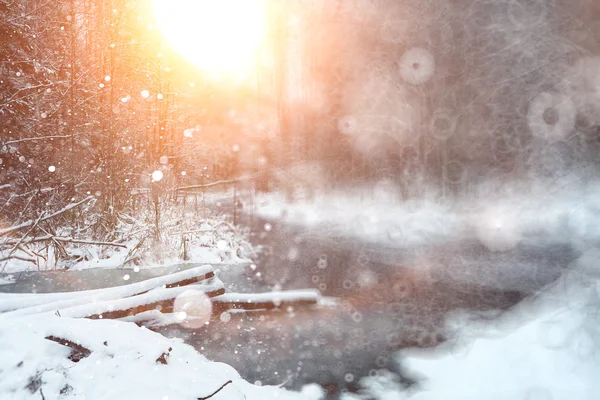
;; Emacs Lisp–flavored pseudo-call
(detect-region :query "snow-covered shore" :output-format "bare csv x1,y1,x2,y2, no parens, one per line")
0,314,324,400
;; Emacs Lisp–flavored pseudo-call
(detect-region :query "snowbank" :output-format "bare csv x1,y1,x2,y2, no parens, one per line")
254,178,600,252
0,314,324,400
399,284,600,399
343,262,600,400
0,217,254,274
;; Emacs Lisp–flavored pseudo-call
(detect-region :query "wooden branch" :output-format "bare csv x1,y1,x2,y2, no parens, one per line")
198,380,232,400
45,335,92,362
176,172,260,192
55,237,127,248
85,284,225,320
0,265,216,314
0,210,47,266
2,235,125,249
0,196,93,237
0,254,37,263
212,290,321,314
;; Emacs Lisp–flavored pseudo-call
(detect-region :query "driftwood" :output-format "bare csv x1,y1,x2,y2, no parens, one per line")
0,265,216,314
84,283,225,320
212,291,321,314
3,264,322,328
45,336,91,362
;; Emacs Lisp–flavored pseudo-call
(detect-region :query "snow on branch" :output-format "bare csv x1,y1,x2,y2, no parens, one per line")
0,264,216,314
1,235,127,248
0,196,94,237
212,290,321,312
44,335,92,362
56,277,225,320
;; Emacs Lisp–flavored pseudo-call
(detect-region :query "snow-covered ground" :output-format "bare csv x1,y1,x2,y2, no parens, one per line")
0,216,254,274
0,313,324,400
254,177,600,252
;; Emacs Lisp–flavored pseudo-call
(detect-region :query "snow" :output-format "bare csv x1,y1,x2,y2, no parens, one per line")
0,314,324,400
343,262,600,400
399,290,600,398
0,265,216,315
214,289,321,305
0,274,15,285
251,179,600,292
2,276,224,320
254,179,600,251
0,196,94,237
255,190,459,248
0,216,254,274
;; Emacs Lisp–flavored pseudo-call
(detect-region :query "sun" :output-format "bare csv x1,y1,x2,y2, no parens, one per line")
152,0,269,80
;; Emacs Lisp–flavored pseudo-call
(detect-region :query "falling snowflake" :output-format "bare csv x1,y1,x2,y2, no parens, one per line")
48,165,56,172
220,312,231,323
337,115,359,135
140,89,150,98
173,289,213,328
151,170,164,182
527,91,575,141
399,47,436,85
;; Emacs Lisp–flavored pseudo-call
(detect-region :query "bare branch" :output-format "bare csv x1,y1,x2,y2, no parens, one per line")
176,172,261,192
45,336,91,362
0,254,37,264
198,380,233,400
0,196,93,237
3,131,87,146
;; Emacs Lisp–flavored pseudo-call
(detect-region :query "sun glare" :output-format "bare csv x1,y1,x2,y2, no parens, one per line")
152,0,269,80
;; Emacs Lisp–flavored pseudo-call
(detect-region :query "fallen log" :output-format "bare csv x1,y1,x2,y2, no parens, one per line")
0,265,215,315
55,277,225,320
212,289,321,313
